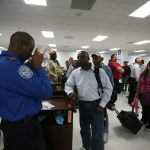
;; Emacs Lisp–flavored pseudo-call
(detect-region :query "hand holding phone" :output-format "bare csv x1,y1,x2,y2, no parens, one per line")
31,49,43,68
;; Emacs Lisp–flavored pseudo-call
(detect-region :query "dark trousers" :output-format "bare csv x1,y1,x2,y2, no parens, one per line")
114,79,121,94
128,78,137,104
107,87,117,107
142,105,150,124
104,108,108,133
79,100,104,150
122,76,129,92
1,116,46,150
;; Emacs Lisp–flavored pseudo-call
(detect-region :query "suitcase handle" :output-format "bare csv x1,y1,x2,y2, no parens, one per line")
114,106,138,116
132,107,134,113
113,106,120,115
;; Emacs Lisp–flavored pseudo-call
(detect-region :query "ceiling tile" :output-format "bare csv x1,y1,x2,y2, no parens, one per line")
0,0,150,54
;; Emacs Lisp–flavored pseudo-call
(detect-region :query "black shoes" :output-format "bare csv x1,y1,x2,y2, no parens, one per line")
144,124,150,132
140,118,147,125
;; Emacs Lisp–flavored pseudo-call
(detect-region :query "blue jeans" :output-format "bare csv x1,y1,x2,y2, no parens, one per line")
79,100,104,150
104,108,108,133
122,76,129,92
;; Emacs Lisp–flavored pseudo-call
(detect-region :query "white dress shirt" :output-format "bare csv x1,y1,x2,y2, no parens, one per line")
65,67,113,108
130,63,140,81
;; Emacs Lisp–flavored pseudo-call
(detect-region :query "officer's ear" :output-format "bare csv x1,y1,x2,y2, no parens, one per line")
13,43,20,52
18,42,27,51
16,42,22,50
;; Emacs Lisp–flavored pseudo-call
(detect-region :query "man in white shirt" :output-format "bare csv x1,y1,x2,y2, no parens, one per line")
65,51,113,150
128,58,141,104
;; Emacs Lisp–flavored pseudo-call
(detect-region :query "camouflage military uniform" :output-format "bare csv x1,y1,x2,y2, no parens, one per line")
46,59,64,91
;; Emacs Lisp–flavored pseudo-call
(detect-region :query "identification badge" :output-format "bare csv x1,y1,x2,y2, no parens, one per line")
18,65,33,79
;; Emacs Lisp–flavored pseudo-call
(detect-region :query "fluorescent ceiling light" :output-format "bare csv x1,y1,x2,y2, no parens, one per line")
109,48,120,51
48,44,56,47
76,50,83,52
99,51,106,54
138,54,147,57
133,40,150,45
92,35,108,42
0,33,2,36
129,1,150,18
81,46,89,49
41,31,54,38
134,50,146,53
24,0,47,6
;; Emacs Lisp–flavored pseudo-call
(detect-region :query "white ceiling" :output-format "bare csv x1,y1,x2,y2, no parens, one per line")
0,0,150,55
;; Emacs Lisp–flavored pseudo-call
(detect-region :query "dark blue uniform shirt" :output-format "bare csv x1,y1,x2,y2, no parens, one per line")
0,50,52,121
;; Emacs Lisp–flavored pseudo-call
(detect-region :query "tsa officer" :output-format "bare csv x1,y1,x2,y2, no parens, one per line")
0,31,52,150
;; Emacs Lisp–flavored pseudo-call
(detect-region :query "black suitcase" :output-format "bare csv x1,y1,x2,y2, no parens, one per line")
113,107,142,134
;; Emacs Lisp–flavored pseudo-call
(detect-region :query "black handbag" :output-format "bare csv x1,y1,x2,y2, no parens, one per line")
114,107,142,134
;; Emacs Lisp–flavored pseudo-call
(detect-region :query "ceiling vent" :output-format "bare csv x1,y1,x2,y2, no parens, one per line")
71,0,96,10
64,36,74,39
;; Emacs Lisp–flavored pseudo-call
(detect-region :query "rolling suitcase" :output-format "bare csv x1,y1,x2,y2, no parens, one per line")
113,107,142,134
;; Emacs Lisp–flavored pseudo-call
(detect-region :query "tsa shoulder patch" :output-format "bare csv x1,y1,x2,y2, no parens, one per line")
18,65,33,79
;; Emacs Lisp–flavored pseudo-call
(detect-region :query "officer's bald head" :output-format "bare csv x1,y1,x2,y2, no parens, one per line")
8,31,35,62
9,31,34,48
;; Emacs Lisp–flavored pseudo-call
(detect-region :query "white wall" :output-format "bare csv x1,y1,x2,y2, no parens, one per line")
45,51,150,68
121,50,128,65
57,51,77,69
96,53,111,65
46,51,125,68
128,56,150,65
141,57,150,65
56,51,112,68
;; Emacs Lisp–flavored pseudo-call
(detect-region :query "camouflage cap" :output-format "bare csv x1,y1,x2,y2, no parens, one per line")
49,49,56,56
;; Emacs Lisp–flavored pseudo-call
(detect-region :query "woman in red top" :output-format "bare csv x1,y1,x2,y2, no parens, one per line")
136,61,150,132
108,54,124,93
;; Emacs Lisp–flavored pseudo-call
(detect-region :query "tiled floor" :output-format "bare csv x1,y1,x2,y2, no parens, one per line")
0,93,150,150
72,93,150,150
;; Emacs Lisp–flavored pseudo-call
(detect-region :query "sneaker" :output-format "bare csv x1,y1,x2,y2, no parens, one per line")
103,132,108,143
144,124,150,132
